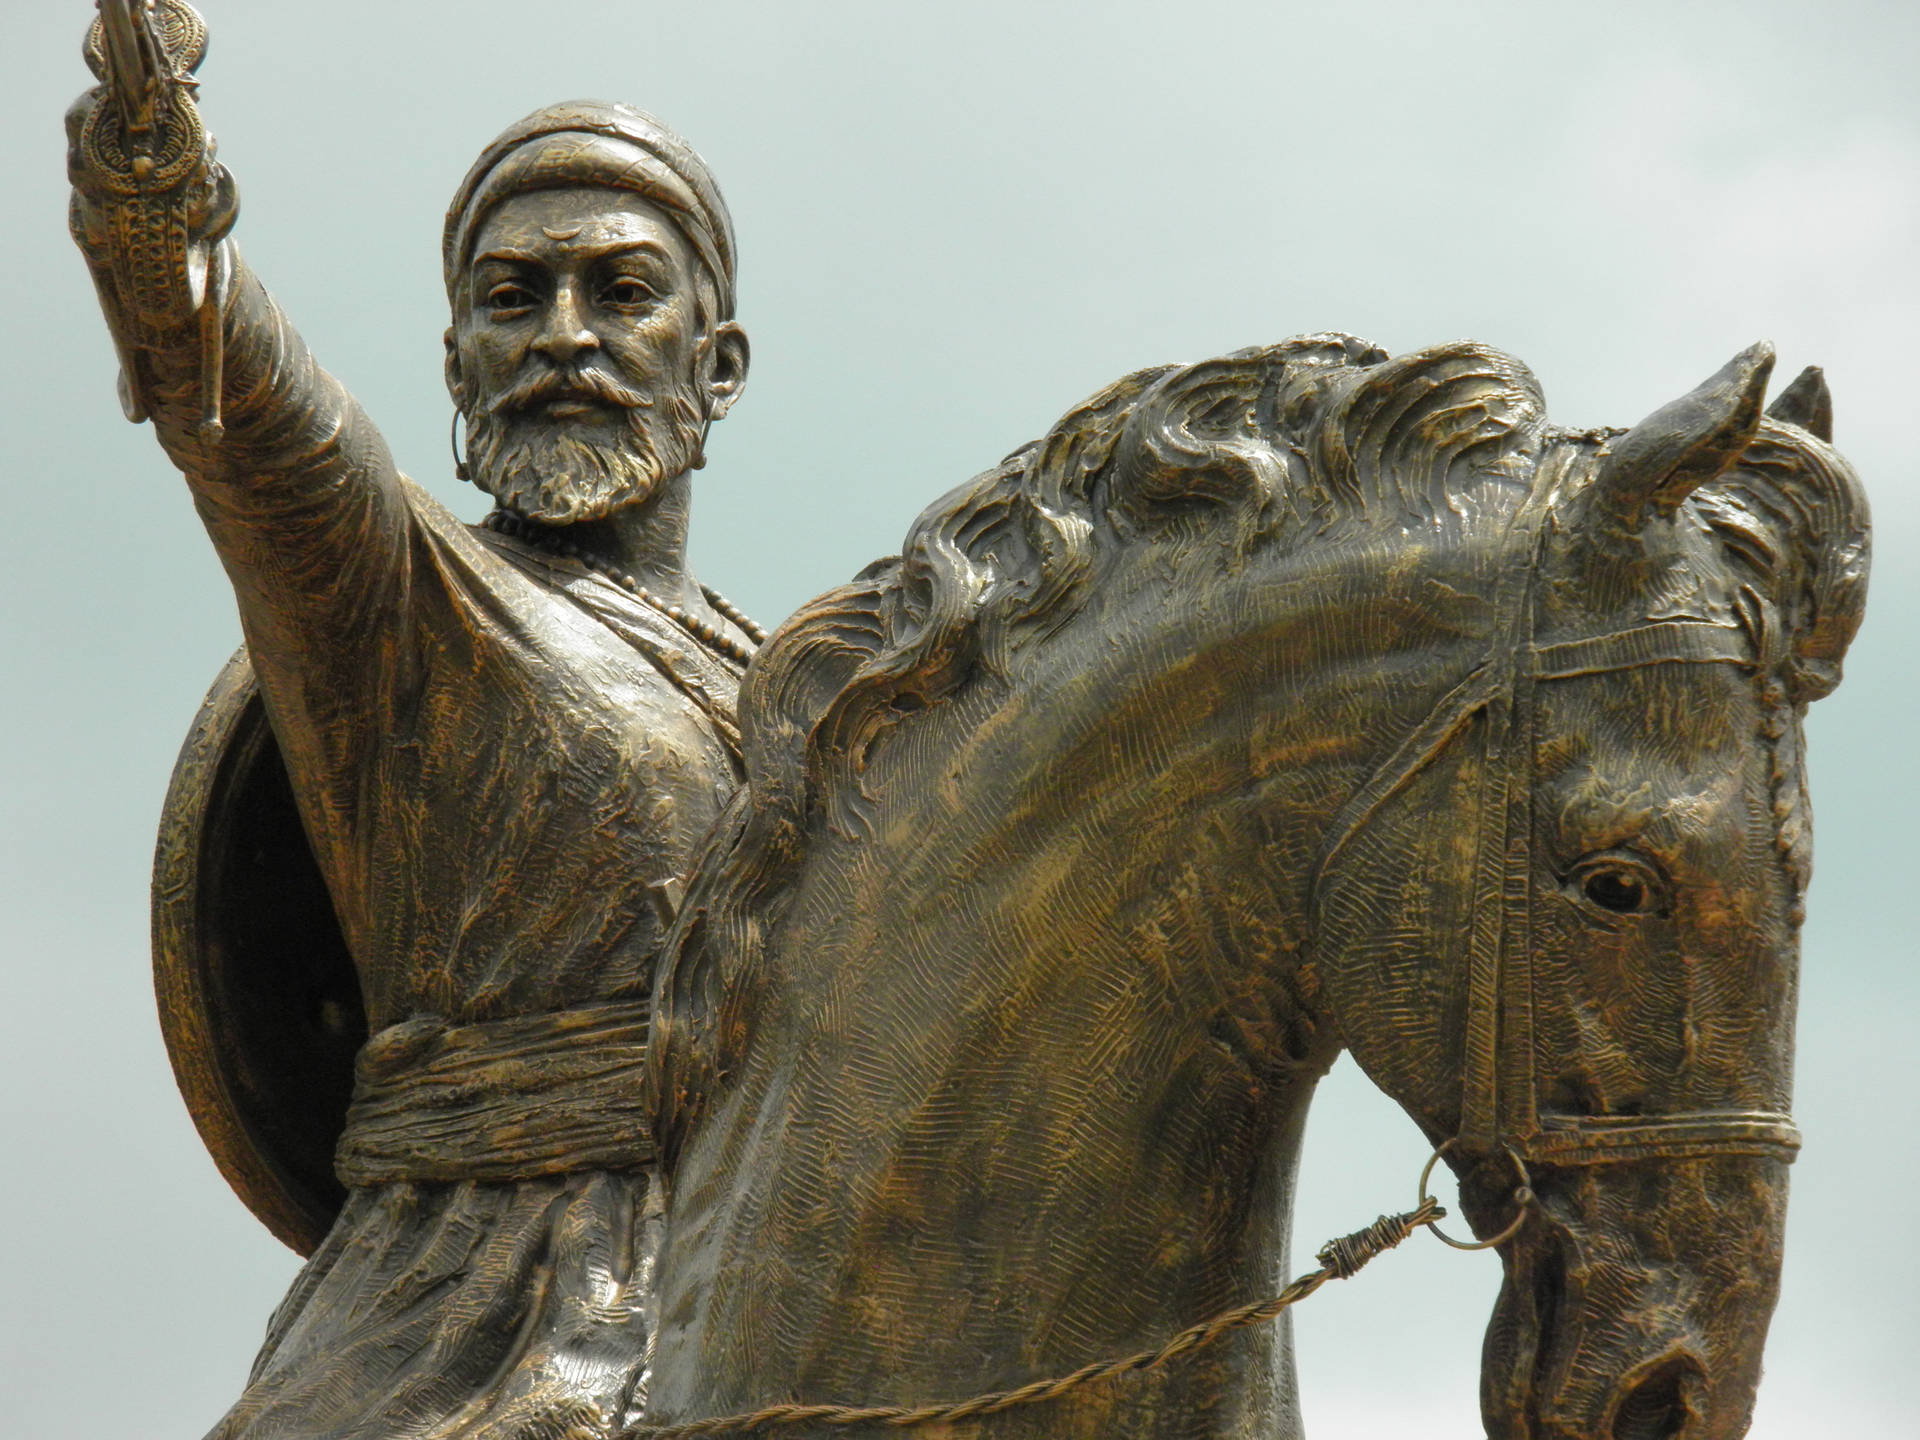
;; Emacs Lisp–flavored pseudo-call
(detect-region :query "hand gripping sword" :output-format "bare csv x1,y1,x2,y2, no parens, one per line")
78,0,232,443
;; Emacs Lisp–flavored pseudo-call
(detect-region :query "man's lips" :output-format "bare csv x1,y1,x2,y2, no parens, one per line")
540,395,615,418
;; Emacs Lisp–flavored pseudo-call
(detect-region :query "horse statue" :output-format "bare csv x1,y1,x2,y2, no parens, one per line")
641,334,1869,1440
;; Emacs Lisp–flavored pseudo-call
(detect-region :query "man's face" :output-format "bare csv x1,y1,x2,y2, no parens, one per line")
453,187,722,523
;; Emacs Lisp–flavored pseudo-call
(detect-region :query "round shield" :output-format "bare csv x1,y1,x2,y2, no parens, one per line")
151,647,366,1255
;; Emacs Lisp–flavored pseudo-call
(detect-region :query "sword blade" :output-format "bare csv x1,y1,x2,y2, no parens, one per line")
96,0,158,140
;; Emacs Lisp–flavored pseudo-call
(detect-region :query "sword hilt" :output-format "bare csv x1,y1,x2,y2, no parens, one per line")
76,2,230,441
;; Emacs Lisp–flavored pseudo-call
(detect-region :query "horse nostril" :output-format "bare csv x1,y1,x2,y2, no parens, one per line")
1612,1359,1699,1440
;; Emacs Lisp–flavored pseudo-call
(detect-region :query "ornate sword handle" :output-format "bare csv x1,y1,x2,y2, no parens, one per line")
73,1,234,439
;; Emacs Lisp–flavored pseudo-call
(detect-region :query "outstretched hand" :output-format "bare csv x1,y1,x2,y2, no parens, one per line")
64,0,237,335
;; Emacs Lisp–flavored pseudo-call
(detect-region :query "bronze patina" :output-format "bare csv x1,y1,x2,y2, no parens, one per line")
71,3,754,1436
71,5,1871,1440
639,339,1866,1440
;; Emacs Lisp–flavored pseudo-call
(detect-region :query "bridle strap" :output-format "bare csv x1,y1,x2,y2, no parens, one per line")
1315,661,1499,879
1482,619,1767,1162
1529,1112,1801,1166
1315,448,1792,1171
1531,620,1753,680
1457,450,1562,1151
1314,621,1756,875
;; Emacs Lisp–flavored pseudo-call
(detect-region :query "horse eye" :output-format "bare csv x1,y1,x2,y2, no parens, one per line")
1567,853,1668,918
1585,870,1645,913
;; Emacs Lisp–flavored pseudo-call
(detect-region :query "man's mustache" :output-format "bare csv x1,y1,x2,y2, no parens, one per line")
486,365,653,417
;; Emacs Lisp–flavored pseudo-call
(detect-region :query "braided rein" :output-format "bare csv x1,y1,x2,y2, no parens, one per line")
625,1192,1454,1439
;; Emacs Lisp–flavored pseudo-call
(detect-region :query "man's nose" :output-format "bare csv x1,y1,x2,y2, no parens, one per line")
531,280,598,364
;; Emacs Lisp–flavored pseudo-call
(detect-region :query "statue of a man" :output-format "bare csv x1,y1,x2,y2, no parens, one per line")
70,50,753,1439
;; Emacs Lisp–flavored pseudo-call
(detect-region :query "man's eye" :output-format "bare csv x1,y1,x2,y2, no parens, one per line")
486,284,536,312
601,278,655,308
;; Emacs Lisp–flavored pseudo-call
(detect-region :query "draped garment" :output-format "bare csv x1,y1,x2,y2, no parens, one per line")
104,242,745,1440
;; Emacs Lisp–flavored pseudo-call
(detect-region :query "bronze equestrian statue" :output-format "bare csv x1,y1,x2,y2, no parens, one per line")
642,337,1867,1440
69,5,1872,1439
68,3,756,1436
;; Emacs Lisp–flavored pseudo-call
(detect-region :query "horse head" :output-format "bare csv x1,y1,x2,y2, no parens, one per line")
1312,343,1869,1437
648,336,1868,1440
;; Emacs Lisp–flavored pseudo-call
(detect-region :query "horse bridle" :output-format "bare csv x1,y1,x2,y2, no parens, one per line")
627,443,1815,1440
1318,444,1801,1244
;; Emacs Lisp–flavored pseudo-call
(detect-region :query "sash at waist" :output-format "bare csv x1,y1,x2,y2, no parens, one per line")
334,1001,654,1187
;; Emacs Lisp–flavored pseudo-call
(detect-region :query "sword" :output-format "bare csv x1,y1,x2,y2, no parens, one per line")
80,0,229,443
97,0,177,182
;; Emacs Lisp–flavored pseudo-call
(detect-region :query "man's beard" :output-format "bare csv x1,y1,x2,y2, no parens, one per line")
466,365,707,525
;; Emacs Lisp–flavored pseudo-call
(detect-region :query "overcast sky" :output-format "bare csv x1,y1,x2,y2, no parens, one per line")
3,1,1914,1435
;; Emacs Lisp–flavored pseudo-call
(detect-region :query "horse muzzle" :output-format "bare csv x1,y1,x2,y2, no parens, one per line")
1476,1151,1792,1440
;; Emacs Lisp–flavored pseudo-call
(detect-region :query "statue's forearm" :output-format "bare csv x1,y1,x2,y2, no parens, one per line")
125,244,396,498
77,185,448,831
67,78,410,592
79,215,415,624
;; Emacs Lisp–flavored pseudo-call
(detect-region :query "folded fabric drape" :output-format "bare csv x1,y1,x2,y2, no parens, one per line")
335,1001,654,1186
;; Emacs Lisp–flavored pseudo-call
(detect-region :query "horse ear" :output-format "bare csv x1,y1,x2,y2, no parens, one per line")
1589,342,1776,532
1767,364,1833,442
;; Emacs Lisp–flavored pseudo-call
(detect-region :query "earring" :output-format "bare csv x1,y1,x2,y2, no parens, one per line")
450,409,470,482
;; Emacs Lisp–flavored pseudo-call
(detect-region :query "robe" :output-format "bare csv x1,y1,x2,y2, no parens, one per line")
118,247,744,1440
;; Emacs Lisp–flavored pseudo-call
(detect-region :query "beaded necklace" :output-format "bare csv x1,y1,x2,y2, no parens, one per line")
483,510,765,668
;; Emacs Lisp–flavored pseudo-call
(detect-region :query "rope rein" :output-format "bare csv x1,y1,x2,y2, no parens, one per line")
623,1195,1445,1439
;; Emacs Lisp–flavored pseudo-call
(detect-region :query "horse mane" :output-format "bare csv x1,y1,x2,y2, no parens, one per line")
1695,417,1872,917
757,334,1553,830
657,337,1874,1122
654,332,1553,1108
1699,419,1870,706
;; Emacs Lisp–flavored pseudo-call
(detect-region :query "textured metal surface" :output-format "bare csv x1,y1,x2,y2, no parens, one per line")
71,10,755,1433
69,4,1874,1437
151,647,360,1256
649,338,1868,1439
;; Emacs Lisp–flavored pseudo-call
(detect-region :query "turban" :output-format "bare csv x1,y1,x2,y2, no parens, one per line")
443,101,737,319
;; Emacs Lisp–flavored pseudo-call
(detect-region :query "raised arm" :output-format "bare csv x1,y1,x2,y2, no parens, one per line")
65,5,420,675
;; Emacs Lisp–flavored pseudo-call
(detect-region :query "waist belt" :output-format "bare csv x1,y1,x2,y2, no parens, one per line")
335,1000,654,1187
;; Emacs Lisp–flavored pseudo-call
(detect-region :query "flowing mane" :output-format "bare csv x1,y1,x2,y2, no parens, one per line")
654,334,1866,1131
645,336,1871,1438
655,331,1559,1119
1693,416,1871,914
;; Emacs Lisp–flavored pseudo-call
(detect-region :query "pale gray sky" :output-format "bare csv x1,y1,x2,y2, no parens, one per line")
3,1,1914,1434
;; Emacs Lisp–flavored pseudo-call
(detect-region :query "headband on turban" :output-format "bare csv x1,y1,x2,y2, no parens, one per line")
443,100,737,320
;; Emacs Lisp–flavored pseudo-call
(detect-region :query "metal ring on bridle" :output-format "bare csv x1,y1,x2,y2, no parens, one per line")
1417,1138,1534,1250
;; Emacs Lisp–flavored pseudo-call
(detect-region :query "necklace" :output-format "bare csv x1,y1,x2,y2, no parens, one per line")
482,510,766,668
